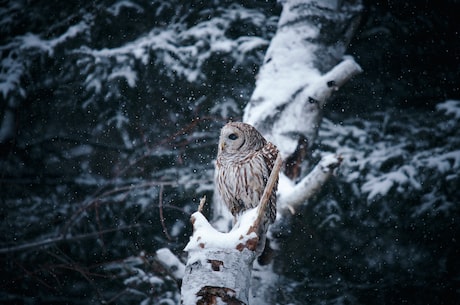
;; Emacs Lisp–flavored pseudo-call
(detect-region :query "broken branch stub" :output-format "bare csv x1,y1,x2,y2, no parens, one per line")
181,210,258,304
181,155,282,304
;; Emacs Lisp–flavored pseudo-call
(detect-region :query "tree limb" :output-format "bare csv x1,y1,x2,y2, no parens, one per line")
278,154,343,214
0,224,142,254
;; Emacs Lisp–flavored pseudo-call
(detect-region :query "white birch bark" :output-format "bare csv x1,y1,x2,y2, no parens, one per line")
181,201,266,305
243,0,361,152
244,0,362,209
245,1,362,304
181,1,362,304
181,157,282,304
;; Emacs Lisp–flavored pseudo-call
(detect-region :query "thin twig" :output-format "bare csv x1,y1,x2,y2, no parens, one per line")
60,179,197,236
94,201,107,253
198,195,207,212
0,224,142,254
105,288,130,304
45,249,106,301
13,260,55,290
158,184,173,241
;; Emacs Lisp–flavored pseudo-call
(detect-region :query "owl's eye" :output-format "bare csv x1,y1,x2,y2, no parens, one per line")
228,133,238,140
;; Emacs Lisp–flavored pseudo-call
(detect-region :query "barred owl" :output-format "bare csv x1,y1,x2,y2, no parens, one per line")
215,122,279,224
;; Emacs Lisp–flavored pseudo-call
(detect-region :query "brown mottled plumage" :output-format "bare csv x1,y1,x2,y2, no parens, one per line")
215,122,279,223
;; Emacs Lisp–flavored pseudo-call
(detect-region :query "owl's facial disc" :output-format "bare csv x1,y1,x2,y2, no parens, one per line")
220,125,245,153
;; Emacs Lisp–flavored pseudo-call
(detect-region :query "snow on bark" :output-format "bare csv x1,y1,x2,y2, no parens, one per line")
181,204,258,305
278,154,343,214
182,156,282,304
242,1,362,304
244,0,362,160
243,0,361,206
182,1,362,303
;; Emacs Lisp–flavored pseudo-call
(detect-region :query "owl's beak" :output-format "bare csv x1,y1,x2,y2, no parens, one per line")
220,142,225,151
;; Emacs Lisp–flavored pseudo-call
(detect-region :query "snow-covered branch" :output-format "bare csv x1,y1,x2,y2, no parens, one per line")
278,154,343,214
244,1,362,159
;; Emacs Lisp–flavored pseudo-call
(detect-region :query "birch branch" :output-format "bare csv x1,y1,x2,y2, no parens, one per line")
307,57,363,108
264,57,362,160
278,154,343,214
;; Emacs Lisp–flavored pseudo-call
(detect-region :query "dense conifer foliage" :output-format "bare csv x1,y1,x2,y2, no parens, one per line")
0,1,458,304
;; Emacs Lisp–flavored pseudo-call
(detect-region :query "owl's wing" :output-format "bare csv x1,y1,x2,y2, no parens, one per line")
261,142,279,171
261,142,279,223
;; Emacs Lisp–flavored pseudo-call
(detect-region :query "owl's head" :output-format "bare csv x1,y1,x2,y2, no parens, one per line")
218,122,266,155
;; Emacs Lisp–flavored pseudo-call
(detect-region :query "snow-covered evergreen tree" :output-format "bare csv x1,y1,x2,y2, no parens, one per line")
0,1,458,304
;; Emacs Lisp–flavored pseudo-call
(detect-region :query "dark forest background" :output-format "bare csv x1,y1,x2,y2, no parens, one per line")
0,1,459,304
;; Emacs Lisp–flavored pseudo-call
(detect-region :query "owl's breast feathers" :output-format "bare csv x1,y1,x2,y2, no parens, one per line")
216,141,279,222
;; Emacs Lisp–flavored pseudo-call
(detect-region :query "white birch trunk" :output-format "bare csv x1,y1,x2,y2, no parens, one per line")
182,247,256,305
245,0,361,209
244,1,362,304
181,1,362,304
244,0,362,171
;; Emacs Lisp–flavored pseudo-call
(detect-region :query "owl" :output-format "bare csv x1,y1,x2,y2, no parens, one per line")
215,122,279,224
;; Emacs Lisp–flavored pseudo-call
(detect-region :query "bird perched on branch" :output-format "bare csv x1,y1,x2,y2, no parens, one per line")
215,122,279,225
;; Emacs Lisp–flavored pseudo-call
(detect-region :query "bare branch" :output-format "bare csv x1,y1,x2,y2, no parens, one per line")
198,195,207,213
159,184,173,241
0,224,142,254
